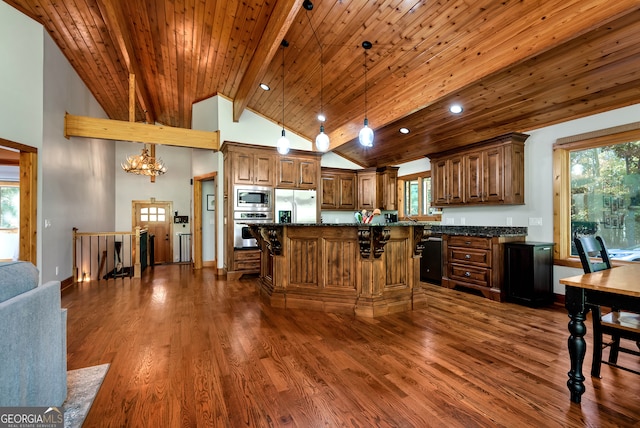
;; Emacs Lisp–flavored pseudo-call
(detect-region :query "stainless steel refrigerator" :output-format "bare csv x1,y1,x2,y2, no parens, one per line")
274,189,317,224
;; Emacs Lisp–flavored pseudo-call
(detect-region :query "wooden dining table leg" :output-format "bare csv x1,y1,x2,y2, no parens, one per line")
565,286,588,403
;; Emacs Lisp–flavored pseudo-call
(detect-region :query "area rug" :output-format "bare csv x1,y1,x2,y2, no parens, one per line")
63,363,110,428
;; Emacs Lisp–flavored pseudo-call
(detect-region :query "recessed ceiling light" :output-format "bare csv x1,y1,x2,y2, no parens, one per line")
449,104,463,114
260,83,270,91
399,127,410,134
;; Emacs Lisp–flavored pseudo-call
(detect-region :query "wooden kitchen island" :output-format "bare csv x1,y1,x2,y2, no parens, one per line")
248,223,433,317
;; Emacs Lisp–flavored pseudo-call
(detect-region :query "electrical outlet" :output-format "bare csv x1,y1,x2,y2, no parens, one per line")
55,266,59,276
460,217,466,225
506,217,513,226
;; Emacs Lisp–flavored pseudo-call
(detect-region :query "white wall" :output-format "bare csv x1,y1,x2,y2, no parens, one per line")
1,3,117,283
0,3,43,148
41,33,116,282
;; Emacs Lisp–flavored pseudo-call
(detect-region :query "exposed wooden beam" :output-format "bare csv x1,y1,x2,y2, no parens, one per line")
232,0,303,122
96,0,156,124
64,113,219,150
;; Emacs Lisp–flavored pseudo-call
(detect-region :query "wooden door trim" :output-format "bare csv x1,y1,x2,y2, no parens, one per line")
193,172,217,270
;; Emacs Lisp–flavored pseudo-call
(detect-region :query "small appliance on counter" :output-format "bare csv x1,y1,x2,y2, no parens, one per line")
275,189,317,224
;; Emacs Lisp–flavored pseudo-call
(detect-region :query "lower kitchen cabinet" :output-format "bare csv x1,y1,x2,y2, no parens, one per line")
504,241,555,307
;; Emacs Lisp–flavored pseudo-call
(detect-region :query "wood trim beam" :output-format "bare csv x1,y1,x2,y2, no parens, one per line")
19,151,37,264
64,113,220,150
96,0,156,123
232,0,303,122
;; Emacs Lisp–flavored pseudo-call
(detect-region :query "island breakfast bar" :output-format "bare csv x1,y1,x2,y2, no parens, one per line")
248,223,433,317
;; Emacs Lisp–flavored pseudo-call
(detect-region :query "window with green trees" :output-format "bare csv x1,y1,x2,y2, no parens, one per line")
570,141,640,261
0,185,19,229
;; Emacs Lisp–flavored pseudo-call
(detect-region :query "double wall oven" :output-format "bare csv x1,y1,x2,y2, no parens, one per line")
233,185,273,249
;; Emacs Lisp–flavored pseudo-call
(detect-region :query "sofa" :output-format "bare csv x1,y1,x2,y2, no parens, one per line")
0,261,67,406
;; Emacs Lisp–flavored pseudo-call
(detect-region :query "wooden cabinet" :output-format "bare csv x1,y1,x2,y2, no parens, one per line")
442,234,524,301
432,155,464,205
221,142,322,279
321,168,357,210
430,132,528,207
377,167,398,210
277,155,319,189
504,242,555,307
357,167,399,211
232,150,275,186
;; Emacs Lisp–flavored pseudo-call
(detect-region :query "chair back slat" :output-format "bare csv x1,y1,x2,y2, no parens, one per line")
574,235,612,273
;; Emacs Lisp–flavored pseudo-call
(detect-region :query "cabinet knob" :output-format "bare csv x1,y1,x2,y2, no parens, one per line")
465,254,471,259
464,271,471,277
465,241,471,245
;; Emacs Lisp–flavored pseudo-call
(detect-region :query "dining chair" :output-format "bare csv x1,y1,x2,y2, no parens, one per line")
574,235,640,376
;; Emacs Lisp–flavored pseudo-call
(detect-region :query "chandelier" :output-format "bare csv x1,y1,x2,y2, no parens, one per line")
121,146,167,176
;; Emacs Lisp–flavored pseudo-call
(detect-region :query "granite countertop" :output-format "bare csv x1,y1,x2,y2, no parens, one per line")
243,223,527,237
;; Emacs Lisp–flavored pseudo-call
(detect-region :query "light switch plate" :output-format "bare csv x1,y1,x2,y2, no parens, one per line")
529,217,543,226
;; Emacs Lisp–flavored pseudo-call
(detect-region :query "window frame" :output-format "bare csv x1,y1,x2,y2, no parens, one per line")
553,123,640,268
397,171,442,221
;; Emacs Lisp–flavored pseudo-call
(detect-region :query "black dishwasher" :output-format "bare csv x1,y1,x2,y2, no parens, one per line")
420,237,442,285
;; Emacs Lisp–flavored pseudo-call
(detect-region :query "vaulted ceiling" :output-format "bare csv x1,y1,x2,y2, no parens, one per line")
5,1,640,167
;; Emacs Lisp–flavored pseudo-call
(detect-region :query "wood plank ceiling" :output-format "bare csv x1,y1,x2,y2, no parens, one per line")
5,0,640,167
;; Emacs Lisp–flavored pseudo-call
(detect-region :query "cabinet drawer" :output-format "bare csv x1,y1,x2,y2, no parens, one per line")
234,250,260,262
449,264,490,287
448,235,492,249
449,247,491,267
235,261,260,270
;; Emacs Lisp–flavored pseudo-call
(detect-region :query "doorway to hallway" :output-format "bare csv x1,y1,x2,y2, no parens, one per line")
132,200,173,264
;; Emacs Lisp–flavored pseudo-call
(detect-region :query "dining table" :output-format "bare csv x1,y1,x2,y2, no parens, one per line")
559,263,640,403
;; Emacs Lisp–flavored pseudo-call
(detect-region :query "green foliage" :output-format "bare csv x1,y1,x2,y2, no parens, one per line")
0,186,19,228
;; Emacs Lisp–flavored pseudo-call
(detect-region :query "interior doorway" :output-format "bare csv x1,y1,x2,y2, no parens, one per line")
132,200,173,264
193,172,217,270
0,139,37,264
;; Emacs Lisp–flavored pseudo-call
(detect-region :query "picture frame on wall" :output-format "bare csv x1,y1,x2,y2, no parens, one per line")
206,194,215,211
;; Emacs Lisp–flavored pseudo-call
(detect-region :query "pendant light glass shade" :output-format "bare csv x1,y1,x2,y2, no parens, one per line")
315,125,330,152
359,41,374,148
358,118,374,148
277,129,290,155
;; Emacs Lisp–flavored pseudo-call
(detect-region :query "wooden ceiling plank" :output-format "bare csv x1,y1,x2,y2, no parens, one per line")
64,113,219,150
232,0,304,122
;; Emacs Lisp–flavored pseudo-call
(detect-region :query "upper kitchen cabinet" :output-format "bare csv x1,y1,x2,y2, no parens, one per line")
224,143,275,187
321,168,357,210
357,167,399,211
430,133,528,207
276,154,320,189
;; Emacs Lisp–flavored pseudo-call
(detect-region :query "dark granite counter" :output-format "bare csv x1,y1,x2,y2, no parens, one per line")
243,222,527,237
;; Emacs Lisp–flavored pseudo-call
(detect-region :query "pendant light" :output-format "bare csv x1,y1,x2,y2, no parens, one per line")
305,1,330,152
358,41,374,148
315,51,330,152
276,40,290,155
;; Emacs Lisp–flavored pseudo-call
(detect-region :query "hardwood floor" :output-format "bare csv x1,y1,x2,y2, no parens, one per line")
62,264,640,427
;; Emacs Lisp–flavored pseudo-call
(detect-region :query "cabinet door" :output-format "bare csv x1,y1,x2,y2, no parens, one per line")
431,159,449,205
378,169,397,210
321,174,339,209
465,151,483,203
483,146,504,202
233,152,254,184
448,155,465,204
254,153,275,186
276,157,297,188
298,158,318,189
339,174,357,209
358,172,377,210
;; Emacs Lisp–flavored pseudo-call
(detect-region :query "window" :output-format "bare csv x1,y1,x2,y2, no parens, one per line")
0,183,19,229
553,125,640,265
398,172,440,220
